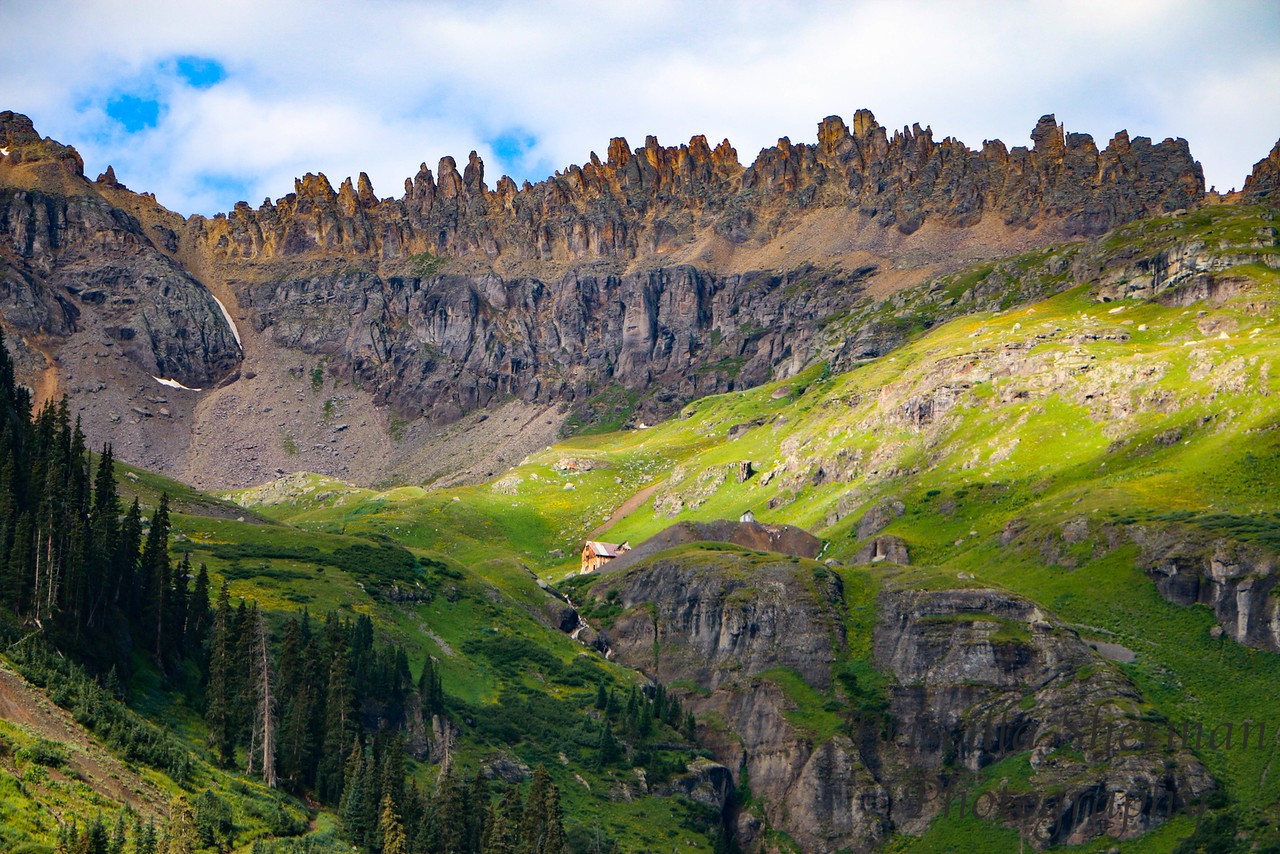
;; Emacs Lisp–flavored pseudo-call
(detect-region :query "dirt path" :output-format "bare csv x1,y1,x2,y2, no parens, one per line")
587,481,664,540
0,661,169,817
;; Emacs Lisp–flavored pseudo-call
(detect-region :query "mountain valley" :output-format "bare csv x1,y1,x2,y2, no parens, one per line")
0,108,1279,852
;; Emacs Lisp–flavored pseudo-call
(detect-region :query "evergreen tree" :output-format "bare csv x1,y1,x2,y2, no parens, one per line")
318,644,354,801
380,793,408,854
541,784,566,854
116,498,142,620
466,770,490,853
205,581,234,766
596,720,620,769
339,741,370,843
483,784,523,854
140,493,171,663
86,445,119,632
593,679,608,711
186,564,211,656
638,695,654,739
278,615,319,790
419,655,445,717
110,812,127,854
519,766,551,853
434,764,467,854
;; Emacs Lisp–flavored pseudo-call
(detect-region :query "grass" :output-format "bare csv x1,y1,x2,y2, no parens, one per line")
14,202,1280,849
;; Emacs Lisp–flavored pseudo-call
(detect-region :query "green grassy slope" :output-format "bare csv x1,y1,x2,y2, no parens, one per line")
5,204,1279,851
226,204,1280,849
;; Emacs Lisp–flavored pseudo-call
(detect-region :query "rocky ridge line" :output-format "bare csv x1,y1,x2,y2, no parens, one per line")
196,111,1205,266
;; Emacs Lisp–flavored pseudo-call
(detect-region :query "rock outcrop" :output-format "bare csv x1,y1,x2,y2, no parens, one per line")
587,547,1211,851
593,550,841,691
0,111,243,471
1244,139,1280,203
1134,524,1280,651
876,588,1211,846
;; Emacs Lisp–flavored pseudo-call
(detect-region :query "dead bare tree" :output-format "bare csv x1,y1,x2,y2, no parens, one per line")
244,606,278,788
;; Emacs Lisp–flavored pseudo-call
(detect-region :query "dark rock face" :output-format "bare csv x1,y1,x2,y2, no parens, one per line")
0,112,241,390
1134,525,1280,651
874,588,1210,846
588,549,1212,852
592,550,842,691
1244,139,1280,203
241,263,862,423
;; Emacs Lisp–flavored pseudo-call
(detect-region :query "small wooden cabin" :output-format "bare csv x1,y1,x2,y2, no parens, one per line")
581,540,631,574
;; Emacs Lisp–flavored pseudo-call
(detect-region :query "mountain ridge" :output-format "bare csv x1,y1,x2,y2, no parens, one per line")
0,109,1274,491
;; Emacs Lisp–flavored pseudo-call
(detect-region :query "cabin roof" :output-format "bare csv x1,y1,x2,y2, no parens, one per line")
584,540,630,558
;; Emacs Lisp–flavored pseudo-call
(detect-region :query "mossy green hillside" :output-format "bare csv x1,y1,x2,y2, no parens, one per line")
218,204,1280,848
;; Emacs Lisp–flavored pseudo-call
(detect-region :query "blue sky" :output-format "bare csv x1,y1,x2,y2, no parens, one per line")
2,0,1278,216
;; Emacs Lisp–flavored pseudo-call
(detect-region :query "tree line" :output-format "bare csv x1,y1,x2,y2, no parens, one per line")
0,332,573,852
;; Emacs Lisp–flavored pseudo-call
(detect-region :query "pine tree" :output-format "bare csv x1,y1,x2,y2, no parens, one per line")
519,765,551,853
278,616,319,790
683,711,697,742
186,564,211,655
141,493,171,663
596,720,620,770
379,793,408,854
109,811,127,854
434,764,467,854
594,679,608,710
318,644,354,801
86,445,119,631
541,783,566,854
482,785,523,854
339,740,369,843
116,498,142,618
137,817,158,854
466,770,490,852
420,655,444,717
206,581,234,766
638,694,654,738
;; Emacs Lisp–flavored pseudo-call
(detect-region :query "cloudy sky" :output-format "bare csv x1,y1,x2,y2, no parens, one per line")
2,0,1277,216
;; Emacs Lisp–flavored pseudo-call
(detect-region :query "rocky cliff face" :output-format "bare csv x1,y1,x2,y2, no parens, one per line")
586,548,1211,851
1244,139,1280,203
184,112,1207,430
0,112,241,390
1134,524,1280,651
239,262,865,422
0,112,242,471
1,109,1275,487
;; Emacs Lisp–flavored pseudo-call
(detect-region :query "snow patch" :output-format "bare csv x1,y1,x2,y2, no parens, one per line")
211,294,242,347
152,376,202,392
0,147,9,156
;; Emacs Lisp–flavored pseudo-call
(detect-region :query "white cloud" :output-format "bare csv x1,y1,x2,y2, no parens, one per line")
1,0,1276,214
